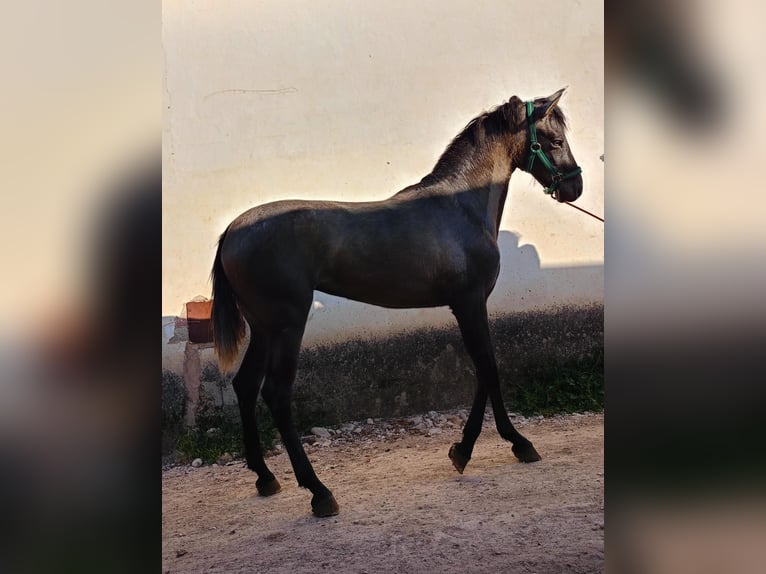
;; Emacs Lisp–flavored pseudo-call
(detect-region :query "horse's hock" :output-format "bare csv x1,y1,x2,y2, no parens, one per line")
162,304,603,435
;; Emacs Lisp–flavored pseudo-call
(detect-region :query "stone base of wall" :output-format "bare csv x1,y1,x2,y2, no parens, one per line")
291,304,603,428
166,304,603,433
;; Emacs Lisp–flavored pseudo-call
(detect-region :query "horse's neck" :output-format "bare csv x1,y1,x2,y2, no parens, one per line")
452,148,515,239
408,135,525,238
483,155,513,238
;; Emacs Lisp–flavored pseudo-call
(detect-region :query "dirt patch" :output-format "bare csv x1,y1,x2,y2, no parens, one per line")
162,412,603,573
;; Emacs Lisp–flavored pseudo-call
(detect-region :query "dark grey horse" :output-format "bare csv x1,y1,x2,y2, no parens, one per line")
211,88,583,517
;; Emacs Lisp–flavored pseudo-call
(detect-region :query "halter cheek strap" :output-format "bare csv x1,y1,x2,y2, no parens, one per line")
525,101,582,195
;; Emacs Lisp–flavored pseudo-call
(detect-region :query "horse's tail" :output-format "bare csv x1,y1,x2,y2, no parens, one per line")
211,229,245,373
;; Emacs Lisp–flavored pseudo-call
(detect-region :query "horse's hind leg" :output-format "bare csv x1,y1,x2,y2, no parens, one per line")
261,323,339,517
232,333,281,496
451,292,542,467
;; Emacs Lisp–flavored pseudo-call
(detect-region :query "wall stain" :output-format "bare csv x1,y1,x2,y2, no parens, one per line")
203,87,298,101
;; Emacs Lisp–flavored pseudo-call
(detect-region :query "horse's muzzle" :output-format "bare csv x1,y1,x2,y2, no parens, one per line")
553,176,583,203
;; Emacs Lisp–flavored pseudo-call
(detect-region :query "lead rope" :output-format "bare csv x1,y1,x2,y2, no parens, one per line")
564,201,604,223
563,153,604,222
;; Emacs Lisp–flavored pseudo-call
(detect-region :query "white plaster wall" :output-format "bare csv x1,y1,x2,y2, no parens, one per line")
162,0,603,344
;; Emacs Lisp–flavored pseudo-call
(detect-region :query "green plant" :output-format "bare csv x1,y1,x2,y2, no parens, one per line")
512,350,604,416
176,422,243,464
161,370,187,428
176,394,278,464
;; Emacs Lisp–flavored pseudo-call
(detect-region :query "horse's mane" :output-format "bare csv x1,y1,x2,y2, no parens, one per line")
420,96,567,186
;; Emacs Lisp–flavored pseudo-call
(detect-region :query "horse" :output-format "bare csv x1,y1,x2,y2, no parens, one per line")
211,88,583,517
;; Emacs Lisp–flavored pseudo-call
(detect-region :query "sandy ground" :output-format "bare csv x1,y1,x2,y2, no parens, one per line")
162,412,603,574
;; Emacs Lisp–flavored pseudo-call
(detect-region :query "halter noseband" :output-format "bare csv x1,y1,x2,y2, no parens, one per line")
524,101,582,196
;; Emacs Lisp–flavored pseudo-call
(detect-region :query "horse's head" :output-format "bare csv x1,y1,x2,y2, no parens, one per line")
522,88,583,203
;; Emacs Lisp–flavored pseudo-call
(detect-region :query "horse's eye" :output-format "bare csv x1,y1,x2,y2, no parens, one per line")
552,139,564,148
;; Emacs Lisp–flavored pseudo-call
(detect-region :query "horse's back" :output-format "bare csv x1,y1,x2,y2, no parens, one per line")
226,198,337,232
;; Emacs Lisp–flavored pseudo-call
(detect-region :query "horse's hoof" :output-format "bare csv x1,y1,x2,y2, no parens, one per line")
512,442,542,463
256,477,282,497
311,493,339,517
448,443,471,474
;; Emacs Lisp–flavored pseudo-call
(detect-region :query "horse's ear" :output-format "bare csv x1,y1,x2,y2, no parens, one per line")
532,87,567,120
545,87,567,112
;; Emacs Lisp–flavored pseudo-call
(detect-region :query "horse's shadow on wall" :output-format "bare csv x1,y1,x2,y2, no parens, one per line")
492,230,543,307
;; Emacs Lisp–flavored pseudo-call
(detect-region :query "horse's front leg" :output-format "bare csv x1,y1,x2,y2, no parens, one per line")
450,292,542,468
448,384,487,473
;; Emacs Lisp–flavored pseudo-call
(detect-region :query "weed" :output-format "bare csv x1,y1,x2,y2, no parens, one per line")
161,370,187,428
511,349,604,416
175,397,278,464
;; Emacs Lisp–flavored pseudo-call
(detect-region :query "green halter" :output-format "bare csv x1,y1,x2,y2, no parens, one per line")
525,101,582,195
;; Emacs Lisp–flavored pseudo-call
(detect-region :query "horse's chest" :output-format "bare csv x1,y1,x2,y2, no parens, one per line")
460,239,501,287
